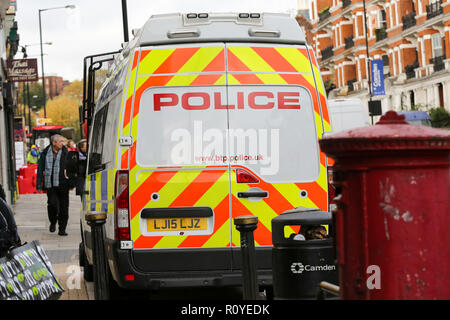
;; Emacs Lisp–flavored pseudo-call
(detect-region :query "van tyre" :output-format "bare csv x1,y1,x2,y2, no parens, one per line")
90,223,110,300
84,264,94,282
79,242,94,282
106,264,127,300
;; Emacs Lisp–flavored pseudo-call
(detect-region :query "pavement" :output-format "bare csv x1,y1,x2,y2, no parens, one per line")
11,191,94,300
10,192,246,301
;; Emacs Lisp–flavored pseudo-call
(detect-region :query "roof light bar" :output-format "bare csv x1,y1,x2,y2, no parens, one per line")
167,28,201,39
239,13,261,19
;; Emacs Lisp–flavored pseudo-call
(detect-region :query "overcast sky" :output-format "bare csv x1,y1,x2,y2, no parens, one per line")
15,0,300,82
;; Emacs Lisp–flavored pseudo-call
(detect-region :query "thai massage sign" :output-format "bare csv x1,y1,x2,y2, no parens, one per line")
7,58,38,82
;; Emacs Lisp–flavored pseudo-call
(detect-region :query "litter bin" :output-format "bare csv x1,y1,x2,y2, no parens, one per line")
272,207,338,299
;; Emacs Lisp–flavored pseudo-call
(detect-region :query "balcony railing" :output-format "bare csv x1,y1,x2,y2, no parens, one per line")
405,61,419,79
375,28,387,42
345,35,354,49
342,0,352,9
427,0,443,20
321,46,334,60
430,55,446,72
319,7,331,22
402,12,416,30
347,79,356,92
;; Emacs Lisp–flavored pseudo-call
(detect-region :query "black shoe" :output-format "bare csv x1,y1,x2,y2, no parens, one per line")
49,223,56,233
58,231,68,236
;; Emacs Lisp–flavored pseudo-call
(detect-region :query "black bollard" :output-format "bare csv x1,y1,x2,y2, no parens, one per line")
234,215,259,300
85,212,109,300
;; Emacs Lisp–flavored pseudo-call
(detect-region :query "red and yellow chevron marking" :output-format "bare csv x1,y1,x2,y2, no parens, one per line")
122,45,329,249
227,45,331,135
114,50,139,169
308,47,330,128
230,165,327,247
118,46,226,171
225,46,328,246
131,168,231,249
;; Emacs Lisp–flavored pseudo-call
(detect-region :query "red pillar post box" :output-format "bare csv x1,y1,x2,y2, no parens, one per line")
319,111,450,299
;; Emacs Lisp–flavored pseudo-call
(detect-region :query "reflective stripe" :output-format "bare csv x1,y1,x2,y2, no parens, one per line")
101,171,108,212
90,174,96,212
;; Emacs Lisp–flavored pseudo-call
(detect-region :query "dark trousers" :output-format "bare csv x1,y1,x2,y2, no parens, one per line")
47,187,69,232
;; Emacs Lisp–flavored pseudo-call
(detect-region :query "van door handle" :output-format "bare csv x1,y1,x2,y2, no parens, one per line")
237,190,269,198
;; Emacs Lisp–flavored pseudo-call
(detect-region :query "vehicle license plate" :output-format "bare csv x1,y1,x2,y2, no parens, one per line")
147,217,207,232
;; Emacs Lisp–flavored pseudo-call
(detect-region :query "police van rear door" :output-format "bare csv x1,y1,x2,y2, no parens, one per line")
224,43,329,268
128,43,234,272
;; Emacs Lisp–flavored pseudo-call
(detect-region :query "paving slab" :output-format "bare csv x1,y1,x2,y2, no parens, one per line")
12,191,93,300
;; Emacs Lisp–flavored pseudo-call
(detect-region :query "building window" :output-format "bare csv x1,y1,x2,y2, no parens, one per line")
438,83,444,107
420,38,426,66
392,51,397,76
417,0,423,14
380,10,387,29
388,3,393,28
432,33,443,58
395,0,399,25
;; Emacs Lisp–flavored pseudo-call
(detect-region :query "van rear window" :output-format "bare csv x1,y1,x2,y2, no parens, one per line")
136,85,319,182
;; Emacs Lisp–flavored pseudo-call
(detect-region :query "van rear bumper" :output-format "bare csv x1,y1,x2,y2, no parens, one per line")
105,240,273,290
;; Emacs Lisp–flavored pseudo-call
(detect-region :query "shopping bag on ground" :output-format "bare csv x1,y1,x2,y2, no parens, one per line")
0,240,64,300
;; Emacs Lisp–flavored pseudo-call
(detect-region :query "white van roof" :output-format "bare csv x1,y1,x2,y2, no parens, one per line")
134,12,306,46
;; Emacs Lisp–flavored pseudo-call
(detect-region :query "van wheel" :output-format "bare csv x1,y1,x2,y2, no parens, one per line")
92,241,111,299
107,265,127,300
79,242,93,282
84,264,94,282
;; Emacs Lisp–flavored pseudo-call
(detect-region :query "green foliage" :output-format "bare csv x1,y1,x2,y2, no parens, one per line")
429,107,450,128
18,82,45,111
410,104,426,111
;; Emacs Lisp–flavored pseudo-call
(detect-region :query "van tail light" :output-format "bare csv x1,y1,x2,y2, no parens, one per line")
236,168,259,184
115,170,130,241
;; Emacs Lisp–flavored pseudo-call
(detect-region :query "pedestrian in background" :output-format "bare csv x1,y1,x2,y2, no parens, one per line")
67,139,77,151
75,139,88,202
27,145,40,164
0,183,21,257
36,134,71,236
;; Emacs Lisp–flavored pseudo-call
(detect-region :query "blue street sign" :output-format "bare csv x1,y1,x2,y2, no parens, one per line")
371,60,385,96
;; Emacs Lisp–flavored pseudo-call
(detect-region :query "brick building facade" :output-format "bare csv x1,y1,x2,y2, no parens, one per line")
311,0,450,115
40,74,68,99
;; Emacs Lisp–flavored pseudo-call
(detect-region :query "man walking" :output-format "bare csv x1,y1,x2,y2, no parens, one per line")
36,134,70,236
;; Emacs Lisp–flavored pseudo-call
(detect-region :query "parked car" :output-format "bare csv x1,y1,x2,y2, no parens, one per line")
397,111,432,127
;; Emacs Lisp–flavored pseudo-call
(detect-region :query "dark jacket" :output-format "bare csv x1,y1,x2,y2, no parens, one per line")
36,145,70,191
0,197,21,257
75,151,87,196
